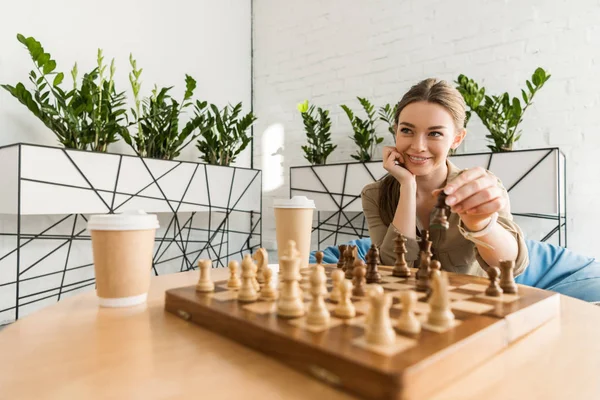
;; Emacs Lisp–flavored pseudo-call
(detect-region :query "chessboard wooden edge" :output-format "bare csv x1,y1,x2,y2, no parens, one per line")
164,289,402,400
165,286,512,400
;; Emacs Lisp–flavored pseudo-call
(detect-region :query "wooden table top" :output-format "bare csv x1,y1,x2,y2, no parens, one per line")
1,267,600,400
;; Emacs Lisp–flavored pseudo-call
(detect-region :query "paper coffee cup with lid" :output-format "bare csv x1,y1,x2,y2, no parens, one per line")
87,210,159,308
273,196,315,269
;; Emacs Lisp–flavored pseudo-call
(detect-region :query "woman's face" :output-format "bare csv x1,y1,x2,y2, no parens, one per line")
395,101,465,176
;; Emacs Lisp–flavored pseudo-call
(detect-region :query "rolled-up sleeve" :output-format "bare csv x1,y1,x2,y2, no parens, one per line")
361,184,419,267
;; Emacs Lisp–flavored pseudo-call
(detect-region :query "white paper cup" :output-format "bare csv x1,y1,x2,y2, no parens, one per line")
87,210,159,308
273,196,315,269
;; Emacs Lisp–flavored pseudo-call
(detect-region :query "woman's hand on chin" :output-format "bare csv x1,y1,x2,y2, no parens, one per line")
383,146,415,185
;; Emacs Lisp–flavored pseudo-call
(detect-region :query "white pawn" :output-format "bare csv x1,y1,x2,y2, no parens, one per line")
365,286,396,346
427,270,455,329
365,285,384,327
260,266,278,301
334,280,355,319
397,291,421,335
306,264,330,326
330,269,344,303
227,260,241,290
195,259,214,292
238,255,258,302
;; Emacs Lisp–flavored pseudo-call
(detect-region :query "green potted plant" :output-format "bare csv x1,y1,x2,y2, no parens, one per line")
121,55,211,160
378,102,398,141
341,97,383,162
456,67,551,152
2,34,129,152
195,102,256,166
297,100,337,165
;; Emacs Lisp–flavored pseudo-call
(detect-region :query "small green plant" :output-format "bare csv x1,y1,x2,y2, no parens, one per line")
341,97,383,162
456,68,551,152
1,34,128,152
122,55,210,160
196,102,257,166
378,102,399,140
297,100,336,165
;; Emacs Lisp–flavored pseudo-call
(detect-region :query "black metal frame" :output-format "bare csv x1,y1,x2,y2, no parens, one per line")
0,143,262,325
290,147,567,250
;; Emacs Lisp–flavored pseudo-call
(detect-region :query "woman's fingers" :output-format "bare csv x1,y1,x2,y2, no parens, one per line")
445,173,496,207
444,167,488,195
461,196,506,216
451,186,504,213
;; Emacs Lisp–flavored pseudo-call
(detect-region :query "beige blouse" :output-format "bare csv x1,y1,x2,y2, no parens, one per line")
361,161,529,277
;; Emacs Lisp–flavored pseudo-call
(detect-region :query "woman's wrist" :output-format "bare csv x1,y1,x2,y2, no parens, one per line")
461,216,493,232
399,178,417,192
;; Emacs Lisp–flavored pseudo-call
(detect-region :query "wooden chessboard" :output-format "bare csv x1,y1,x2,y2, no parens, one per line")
164,265,560,400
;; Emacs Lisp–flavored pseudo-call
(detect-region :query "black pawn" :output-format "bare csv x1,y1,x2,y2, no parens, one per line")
365,244,382,284
485,266,503,297
499,260,518,294
337,244,347,270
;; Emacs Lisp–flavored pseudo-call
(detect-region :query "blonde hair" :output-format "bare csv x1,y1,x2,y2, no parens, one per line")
394,78,467,131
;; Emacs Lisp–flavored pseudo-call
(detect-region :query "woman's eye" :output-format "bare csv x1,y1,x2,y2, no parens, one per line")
429,131,443,137
400,128,412,134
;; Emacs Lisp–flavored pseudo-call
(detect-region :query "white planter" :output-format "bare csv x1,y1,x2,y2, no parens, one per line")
290,148,566,248
0,143,262,324
0,143,261,215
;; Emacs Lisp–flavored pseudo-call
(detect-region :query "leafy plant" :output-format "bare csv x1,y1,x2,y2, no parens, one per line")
341,97,383,162
121,55,210,160
2,34,128,152
378,102,399,140
196,102,257,166
456,68,551,152
297,100,336,165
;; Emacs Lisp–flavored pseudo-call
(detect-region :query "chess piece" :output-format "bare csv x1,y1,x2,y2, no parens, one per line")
499,260,518,294
366,244,382,284
252,261,260,292
392,233,411,278
315,251,324,266
195,259,215,292
397,291,421,335
427,270,455,329
260,266,278,301
352,260,367,297
485,266,503,297
416,257,431,292
337,244,348,270
277,246,305,318
238,255,259,302
330,269,344,303
252,248,268,284
365,286,396,346
334,280,356,319
430,192,450,230
416,232,433,292
306,264,331,326
345,246,356,279
227,260,241,289
429,259,441,275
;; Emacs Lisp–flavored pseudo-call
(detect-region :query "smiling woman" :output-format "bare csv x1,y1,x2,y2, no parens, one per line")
361,78,529,278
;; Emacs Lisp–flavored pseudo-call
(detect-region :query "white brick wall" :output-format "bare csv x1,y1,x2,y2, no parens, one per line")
253,0,600,259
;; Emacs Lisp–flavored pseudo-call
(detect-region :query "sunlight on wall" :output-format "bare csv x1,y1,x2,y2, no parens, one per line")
261,123,285,192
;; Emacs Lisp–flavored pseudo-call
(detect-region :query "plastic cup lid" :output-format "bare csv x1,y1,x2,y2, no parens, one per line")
87,210,160,231
273,196,316,209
